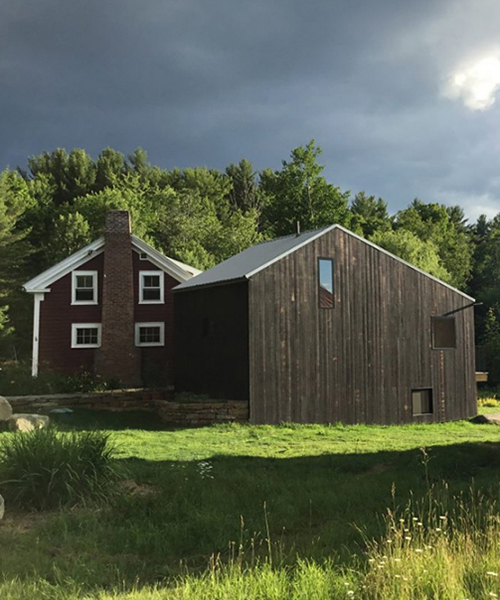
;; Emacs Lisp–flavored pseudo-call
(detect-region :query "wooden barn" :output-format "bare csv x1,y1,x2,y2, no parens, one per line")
174,225,477,425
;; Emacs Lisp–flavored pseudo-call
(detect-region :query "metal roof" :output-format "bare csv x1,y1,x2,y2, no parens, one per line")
175,226,335,291
174,224,474,301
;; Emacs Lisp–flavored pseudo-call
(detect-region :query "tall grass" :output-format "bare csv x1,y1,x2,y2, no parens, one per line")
1,486,500,598
0,427,117,510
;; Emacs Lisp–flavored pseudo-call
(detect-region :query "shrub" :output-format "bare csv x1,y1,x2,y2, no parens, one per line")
0,427,118,510
0,361,119,396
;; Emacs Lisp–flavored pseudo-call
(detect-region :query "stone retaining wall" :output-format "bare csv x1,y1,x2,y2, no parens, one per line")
5,390,250,426
156,400,249,426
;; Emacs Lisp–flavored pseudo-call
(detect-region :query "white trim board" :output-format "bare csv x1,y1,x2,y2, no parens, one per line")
24,235,201,293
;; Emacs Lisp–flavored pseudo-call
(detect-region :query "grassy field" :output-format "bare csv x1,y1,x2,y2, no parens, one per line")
2,410,500,598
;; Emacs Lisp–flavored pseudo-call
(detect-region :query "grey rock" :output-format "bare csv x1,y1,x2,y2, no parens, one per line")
9,414,49,432
0,396,13,421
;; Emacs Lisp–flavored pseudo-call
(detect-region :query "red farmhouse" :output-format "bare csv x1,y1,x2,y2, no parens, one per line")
23,210,200,386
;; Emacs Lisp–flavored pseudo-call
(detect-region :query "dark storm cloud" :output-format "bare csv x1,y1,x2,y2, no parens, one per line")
2,0,500,219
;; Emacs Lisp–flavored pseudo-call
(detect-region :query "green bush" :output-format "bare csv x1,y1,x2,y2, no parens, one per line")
0,361,119,395
0,427,118,510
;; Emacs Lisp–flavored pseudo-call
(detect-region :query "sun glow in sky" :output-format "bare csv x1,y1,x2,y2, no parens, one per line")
447,54,500,110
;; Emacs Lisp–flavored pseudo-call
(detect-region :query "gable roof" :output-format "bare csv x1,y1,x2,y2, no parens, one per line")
24,235,201,293
174,224,474,301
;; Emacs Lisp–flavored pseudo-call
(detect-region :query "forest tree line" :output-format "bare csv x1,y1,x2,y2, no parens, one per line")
1,141,500,377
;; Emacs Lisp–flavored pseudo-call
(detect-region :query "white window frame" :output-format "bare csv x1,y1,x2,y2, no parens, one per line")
139,270,164,304
71,270,98,305
71,323,102,348
135,322,165,347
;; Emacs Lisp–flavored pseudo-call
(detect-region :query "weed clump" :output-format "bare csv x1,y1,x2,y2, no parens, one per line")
0,426,117,510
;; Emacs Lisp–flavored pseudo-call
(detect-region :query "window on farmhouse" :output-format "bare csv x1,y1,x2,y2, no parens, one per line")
71,324,101,348
135,322,165,347
432,317,456,349
412,389,433,416
72,271,97,304
139,271,164,303
318,258,334,308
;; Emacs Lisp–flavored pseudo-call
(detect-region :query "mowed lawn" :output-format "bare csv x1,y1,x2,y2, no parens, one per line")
1,411,500,597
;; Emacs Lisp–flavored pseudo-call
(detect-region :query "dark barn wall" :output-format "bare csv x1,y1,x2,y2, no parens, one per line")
174,282,249,400
248,228,476,425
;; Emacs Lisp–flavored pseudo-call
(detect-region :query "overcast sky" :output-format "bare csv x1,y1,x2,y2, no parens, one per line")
2,0,500,222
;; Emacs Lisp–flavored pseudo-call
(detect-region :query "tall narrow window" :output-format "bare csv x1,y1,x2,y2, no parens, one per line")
71,271,98,305
139,271,164,304
432,317,456,349
318,258,334,308
412,388,433,416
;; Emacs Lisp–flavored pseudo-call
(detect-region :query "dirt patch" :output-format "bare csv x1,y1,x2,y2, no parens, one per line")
118,479,158,498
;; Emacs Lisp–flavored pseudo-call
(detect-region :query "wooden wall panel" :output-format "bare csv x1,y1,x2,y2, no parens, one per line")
248,228,476,424
174,282,249,401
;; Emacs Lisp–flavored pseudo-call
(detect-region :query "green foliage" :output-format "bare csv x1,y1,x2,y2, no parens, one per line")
350,191,391,237
394,199,472,288
261,140,351,236
0,362,117,395
0,427,117,510
369,228,451,281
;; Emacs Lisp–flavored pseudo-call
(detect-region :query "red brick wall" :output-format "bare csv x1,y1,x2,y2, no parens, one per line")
97,211,141,385
37,248,178,387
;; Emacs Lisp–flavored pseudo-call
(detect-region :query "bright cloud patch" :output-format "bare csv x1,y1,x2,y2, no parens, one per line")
446,55,500,110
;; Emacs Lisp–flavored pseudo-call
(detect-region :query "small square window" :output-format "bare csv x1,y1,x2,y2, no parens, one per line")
135,322,165,347
318,258,334,308
72,271,98,305
71,324,101,348
432,317,456,349
139,271,164,304
139,252,148,260
412,389,433,416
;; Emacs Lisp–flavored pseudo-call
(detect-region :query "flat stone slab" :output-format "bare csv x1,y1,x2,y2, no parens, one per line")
470,413,500,424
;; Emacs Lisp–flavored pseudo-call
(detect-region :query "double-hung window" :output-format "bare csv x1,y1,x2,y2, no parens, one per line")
139,271,164,304
72,271,98,305
135,322,165,347
71,323,102,348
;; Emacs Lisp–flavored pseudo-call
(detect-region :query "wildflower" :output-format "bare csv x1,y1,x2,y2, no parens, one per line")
489,593,497,598
417,522,423,527
487,572,499,577
395,575,401,579
439,515,447,520
347,592,355,597
394,558,402,562
405,536,411,541
435,528,442,532
413,517,418,521
415,549,423,553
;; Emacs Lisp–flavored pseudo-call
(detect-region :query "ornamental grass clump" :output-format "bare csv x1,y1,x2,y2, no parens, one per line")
0,426,117,510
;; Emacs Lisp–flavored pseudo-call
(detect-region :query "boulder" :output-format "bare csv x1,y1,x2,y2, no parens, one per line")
470,413,500,424
0,396,12,421
9,414,49,432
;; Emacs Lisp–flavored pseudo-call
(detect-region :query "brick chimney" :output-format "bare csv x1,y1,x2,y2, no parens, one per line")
96,210,141,386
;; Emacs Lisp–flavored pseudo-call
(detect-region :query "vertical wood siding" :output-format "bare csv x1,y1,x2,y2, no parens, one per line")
248,228,476,424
